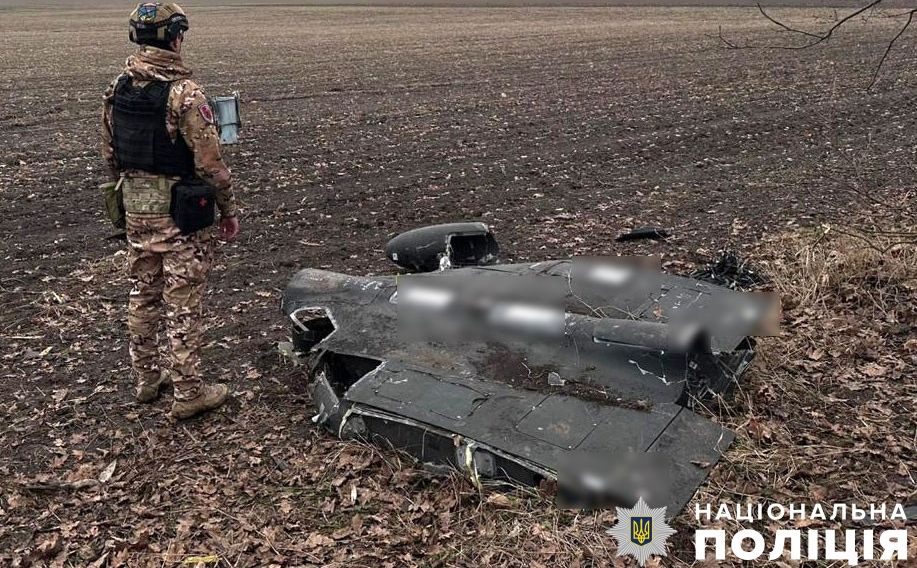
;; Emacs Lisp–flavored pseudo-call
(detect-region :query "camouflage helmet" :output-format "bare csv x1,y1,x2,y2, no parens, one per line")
129,3,189,45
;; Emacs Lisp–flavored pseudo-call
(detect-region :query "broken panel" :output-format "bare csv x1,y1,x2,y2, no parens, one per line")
282,244,772,514
384,222,500,272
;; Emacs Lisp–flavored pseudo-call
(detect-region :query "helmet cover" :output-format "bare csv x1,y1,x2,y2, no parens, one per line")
129,3,189,45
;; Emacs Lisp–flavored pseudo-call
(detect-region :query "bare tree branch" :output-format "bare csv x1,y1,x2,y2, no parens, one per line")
753,0,884,49
716,25,737,49
756,3,823,40
867,8,917,89
719,1,915,89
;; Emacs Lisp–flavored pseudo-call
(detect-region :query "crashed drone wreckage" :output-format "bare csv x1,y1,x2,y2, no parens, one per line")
281,223,777,516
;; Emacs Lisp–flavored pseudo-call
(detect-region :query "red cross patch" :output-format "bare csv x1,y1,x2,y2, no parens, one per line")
199,197,209,208
199,103,215,125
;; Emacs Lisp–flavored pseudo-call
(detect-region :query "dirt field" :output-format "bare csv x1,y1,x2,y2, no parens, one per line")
1,3,915,567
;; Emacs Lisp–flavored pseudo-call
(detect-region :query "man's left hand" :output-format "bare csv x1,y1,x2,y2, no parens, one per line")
220,216,240,241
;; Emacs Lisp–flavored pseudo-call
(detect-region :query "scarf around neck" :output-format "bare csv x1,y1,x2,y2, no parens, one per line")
123,46,192,83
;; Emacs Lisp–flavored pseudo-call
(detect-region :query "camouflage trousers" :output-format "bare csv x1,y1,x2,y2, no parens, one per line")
126,214,213,401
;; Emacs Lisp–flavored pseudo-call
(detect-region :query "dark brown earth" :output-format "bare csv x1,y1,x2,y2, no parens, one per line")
1,4,915,567
1,1,907,8
480,344,655,410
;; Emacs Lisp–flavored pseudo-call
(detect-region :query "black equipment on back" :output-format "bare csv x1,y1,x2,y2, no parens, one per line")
111,76,195,177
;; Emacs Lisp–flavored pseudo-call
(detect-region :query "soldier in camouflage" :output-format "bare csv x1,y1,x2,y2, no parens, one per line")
101,2,240,419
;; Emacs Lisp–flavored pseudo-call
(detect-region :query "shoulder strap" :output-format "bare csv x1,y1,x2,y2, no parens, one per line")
114,74,132,93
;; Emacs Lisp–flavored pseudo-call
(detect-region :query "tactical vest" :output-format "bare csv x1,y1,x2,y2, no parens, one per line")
111,75,195,177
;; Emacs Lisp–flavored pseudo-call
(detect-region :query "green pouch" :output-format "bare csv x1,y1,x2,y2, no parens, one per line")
99,178,126,230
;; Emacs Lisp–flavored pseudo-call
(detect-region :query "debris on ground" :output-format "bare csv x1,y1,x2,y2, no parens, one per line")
690,248,768,290
615,227,671,242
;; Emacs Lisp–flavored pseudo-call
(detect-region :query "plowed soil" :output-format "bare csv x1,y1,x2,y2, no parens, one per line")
1,4,915,566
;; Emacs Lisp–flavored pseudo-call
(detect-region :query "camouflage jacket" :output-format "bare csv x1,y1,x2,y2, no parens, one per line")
101,46,238,218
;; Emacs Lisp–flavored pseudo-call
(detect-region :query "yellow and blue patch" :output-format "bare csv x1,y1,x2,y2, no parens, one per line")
137,4,158,24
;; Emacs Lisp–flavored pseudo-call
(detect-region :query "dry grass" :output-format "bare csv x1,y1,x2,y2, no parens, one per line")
767,225,917,316
675,201,917,566
4,211,914,567
365,210,917,567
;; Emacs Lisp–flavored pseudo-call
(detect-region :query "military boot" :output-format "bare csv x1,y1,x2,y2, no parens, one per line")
170,383,229,420
136,369,172,403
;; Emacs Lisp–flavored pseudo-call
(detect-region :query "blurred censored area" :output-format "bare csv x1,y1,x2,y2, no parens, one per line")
396,256,778,350
393,256,779,508
396,269,565,344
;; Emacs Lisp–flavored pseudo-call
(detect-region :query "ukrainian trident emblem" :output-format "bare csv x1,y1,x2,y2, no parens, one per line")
631,516,652,545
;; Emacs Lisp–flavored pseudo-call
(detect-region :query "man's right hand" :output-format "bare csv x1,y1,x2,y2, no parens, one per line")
220,216,240,241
